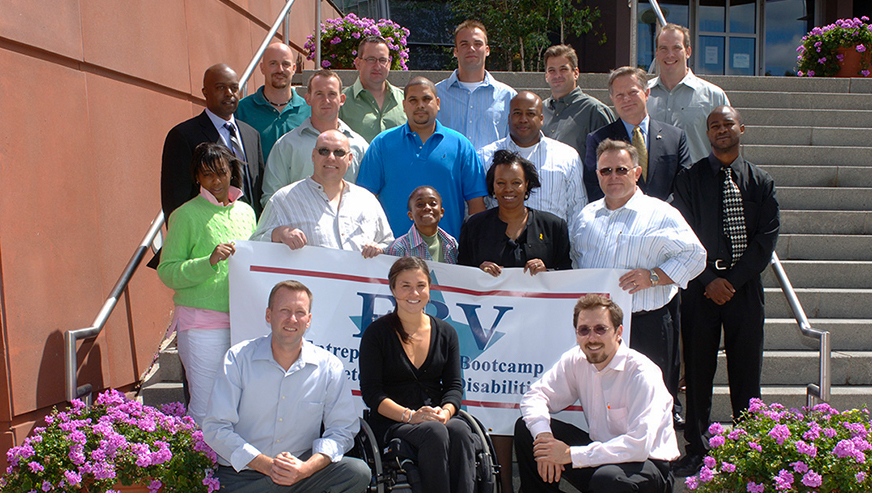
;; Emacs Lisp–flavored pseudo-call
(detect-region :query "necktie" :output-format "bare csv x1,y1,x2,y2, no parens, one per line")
224,123,254,202
632,126,648,180
723,167,747,267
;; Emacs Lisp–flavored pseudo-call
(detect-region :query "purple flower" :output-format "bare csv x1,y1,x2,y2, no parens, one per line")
699,466,714,482
321,60,331,68
747,481,765,493
27,461,44,473
796,440,817,457
834,439,856,458
819,57,827,63
748,399,765,413
703,456,716,469
863,69,871,77
838,53,846,62
710,435,726,448
858,471,867,482
41,481,52,492
769,424,791,444
858,44,867,52
330,37,342,45
352,32,361,39
64,470,82,486
802,470,822,488
148,479,163,493
749,441,762,452
807,70,816,76
774,469,794,490
722,462,736,472
791,460,809,473
708,422,724,435
814,41,822,47
728,429,747,440
685,476,699,490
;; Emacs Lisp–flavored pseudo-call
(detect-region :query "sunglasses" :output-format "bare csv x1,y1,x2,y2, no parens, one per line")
317,147,349,158
575,325,611,337
597,166,633,176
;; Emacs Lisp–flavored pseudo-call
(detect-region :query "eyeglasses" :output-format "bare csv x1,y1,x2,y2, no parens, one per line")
317,147,349,158
575,325,611,337
597,166,633,177
362,57,391,66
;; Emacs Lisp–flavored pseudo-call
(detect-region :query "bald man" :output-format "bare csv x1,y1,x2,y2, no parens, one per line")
251,130,392,258
236,43,311,161
161,63,265,219
478,91,587,222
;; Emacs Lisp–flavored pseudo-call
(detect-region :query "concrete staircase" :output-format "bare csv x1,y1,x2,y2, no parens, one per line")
142,72,872,421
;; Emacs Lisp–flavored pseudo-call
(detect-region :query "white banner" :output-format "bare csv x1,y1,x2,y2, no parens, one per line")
229,241,632,435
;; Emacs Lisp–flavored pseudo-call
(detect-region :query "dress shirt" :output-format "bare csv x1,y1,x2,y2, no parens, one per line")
648,70,730,163
543,87,616,161
621,116,649,148
435,70,517,150
251,177,394,251
386,225,459,264
458,208,572,271
205,109,244,159
672,154,779,289
236,86,311,161
356,121,488,239
520,343,679,468
203,337,359,471
339,78,407,143
262,118,369,206
569,191,705,312
478,134,587,222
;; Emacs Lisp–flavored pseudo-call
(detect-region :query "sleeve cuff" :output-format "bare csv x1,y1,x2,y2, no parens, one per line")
570,445,590,468
527,419,553,439
231,443,262,472
313,438,342,462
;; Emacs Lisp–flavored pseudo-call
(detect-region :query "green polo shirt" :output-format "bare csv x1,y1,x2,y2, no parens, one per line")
339,78,407,143
236,86,311,160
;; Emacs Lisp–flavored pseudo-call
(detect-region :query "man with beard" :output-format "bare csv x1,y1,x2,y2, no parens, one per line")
514,294,678,493
236,43,311,161
357,76,487,238
161,63,265,219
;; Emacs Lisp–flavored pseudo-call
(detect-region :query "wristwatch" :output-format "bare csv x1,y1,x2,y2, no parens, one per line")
649,269,660,286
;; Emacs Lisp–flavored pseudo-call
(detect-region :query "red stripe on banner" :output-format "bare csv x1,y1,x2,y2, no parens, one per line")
353,392,583,412
250,265,606,300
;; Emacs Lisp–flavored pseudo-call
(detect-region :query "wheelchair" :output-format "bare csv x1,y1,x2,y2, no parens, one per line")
351,410,502,493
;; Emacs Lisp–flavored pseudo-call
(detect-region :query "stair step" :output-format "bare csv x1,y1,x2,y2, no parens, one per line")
777,187,872,211
762,260,872,288
729,91,872,110
713,350,872,386
139,381,185,409
157,346,183,382
744,144,872,166
761,165,872,188
709,385,872,422
780,211,872,234
764,318,872,351
765,287,872,319
745,127,872,147
777,234,872,260
705,74,872,94
741,108,872,128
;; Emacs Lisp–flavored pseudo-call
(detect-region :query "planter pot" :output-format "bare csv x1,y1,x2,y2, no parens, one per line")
836,46,870,77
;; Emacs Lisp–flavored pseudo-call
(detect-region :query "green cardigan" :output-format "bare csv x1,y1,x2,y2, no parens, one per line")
158,195,256,312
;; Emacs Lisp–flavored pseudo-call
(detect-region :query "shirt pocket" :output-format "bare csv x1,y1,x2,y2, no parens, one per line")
607,406,630,435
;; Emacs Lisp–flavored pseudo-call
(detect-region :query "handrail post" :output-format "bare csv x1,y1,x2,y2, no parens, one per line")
315,0,322,69
240,0,299,95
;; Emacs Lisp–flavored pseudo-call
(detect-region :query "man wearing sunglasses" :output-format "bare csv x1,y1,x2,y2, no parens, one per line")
340,36,407,143
514,294,678,493
570,139,705,432
262,70,369,206
252,129,393,258
583,67,690,203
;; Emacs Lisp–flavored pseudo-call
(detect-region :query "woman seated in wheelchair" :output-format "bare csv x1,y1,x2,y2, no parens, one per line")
359,256,477,493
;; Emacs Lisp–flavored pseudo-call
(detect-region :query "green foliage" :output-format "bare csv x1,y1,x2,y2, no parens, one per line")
796,16,872,77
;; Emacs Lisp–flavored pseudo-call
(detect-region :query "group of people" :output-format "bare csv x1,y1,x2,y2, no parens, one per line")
154,16,780,493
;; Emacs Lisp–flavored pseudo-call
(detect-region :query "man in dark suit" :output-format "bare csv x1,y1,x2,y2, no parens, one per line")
584,66,690,203
161,63,265,219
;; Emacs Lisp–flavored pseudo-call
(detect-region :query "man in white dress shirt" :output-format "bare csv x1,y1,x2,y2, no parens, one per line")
251,129,393,257
569,138,705,428
514,294,678,493
203,280,370,492
478,91,587,222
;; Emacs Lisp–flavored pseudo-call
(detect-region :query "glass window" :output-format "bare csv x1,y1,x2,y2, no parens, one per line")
764,0,807,76
698,35,726,74
730,0,757,33
636,1,690,69
699,0,726,32
729,37,756,74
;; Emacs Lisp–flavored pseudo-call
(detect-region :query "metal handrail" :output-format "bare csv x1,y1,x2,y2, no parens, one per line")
769,252,831,406
64,211,165,405
240,0,299,96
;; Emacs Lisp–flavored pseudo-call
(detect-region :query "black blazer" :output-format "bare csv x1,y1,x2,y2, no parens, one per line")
160,111,265,219
583,118,690,202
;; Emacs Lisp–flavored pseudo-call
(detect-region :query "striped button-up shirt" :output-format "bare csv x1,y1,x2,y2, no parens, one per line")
251,177,393,252
435,70,517,150
569,191,705,312
478,134,587,222
385,225,459,264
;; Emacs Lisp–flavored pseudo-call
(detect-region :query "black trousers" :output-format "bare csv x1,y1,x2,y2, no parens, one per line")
514,418,672,493
386,417,476,493
681,277,764,454
631,300,680,411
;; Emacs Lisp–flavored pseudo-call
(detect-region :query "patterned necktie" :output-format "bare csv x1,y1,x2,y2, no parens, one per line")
723,167,747,267
632,126,648,181
224,123,253,202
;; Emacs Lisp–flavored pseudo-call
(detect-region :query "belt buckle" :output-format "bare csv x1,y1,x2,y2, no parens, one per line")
714,259,728,271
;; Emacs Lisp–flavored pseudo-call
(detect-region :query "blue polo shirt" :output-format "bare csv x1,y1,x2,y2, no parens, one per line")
235,86,311,160
357,121,488,238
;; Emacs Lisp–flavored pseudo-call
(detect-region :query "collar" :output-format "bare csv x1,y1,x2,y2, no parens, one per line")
253,85,304,110
508,131,545,150
351,77,393,99
550,86,586,107
446,69,494,89
299,117,355,137
205,108,236,129
601,343,630,372
651,68,704,93
621,116,649,140
199,185,244,206
254,336,320,370
595,187,643,215
304,176,351,196
709,152,744,175
402,120,445,139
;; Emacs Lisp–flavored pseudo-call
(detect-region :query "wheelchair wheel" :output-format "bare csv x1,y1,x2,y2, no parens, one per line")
352,417,386,493
459,410,501,493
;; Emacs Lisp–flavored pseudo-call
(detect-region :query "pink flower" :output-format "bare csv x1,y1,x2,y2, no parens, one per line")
808,70,816,76
802,470,822,488
703,456,716,469
769,424,790,444
721,462,736,472
749,441,762,452
321,60,331,68
775,469,794,490
858,471,867,482
747,481,765,493
685,476,699,490
862,69,871,77
708,422,724,435
796,440,818,457
838,53,846,62
858,44,867,52
791,460,809,473
709,435,726,448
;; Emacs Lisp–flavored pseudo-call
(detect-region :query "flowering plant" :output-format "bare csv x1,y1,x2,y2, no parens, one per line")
796,16,872,77
304,13,410,71
686,399,872,492
1,389,220,492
